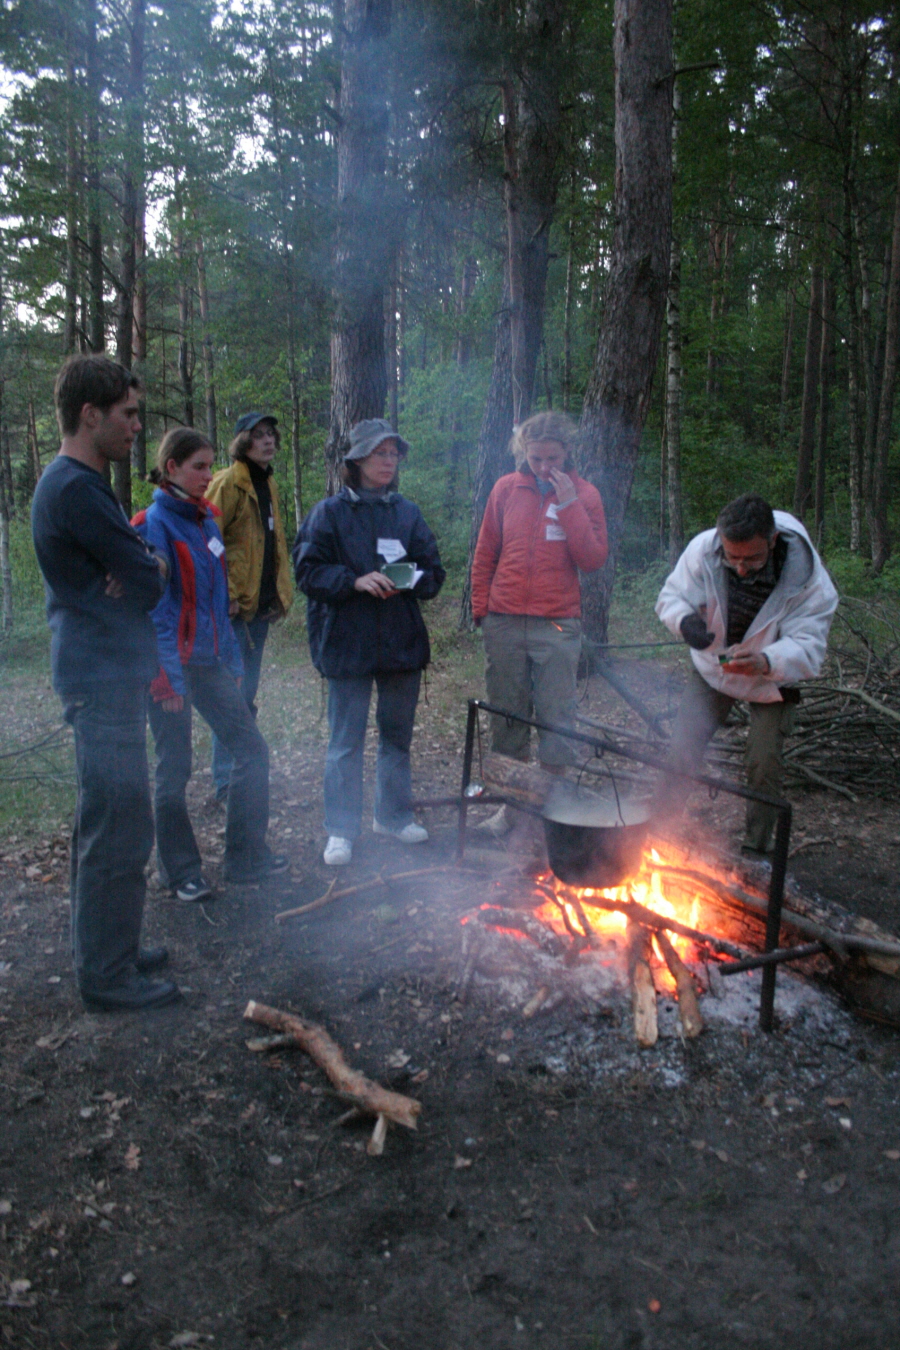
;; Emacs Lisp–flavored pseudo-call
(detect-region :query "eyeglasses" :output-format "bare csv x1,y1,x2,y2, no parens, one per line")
370,449,400,462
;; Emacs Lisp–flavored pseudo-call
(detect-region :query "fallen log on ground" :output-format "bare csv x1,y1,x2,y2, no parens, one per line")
243,1001,421,1131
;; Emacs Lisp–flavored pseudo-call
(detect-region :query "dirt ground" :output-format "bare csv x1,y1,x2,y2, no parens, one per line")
2,633,900,1350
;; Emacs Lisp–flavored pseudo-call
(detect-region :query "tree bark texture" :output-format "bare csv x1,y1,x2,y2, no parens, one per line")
196,234,218,453
869,157,900,573
85,0,105,353
64,53,79,355
843,183,864,552
793,261,823,521
502,0,569,425
324,0,395,494
664,78,682,567
578,0,673,644
132,201,147,480
814,269,835,551
459,272,514,628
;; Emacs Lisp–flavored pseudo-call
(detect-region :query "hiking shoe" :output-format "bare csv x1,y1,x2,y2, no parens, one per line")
323,836,353,866
174,877,213,903
135,945,169,974
477,805,513,837
373,820,429,844
225,853,291,885
81,973,181,1013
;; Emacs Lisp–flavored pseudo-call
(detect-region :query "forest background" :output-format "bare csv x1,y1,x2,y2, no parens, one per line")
0,0,898,651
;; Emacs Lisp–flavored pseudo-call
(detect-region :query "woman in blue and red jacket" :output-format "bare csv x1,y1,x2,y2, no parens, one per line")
133,428,284,895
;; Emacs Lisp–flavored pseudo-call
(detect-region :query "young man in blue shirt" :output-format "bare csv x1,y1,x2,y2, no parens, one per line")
32,355,179,1011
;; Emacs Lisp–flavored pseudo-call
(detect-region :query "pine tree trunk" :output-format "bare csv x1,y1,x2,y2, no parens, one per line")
0,376,10,631
578,0,673,645
814,269,835,551
459,273,514,628
665,233,683,566
869,158,900,574
196,234,217,453
843,184,864,552
779,281,795,441
64,53,79,354
27,400,42,485
562,210,574,412
86,0,105,353
324,0,394,493
176,219,195,427
793,261,823,521
664,78,682,567
502,0,568,425
132,201,147,480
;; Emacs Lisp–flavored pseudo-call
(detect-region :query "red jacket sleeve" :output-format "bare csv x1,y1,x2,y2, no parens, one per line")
557,481,608,572
471,483,505,620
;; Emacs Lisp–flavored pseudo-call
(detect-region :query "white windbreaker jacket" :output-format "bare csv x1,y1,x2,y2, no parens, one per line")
655,511,839,703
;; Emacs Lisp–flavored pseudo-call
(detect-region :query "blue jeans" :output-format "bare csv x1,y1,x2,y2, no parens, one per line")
211,616,270,796
324,672,421,839
62,683,155,994
149,662,270,885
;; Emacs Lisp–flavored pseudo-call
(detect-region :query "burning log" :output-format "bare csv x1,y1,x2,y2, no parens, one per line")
627,922,658,1048
654,931,703,1038
474,906,567,958
243,1001,421,1133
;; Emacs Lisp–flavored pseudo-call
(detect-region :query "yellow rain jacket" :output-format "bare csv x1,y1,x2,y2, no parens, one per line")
205,459,294,622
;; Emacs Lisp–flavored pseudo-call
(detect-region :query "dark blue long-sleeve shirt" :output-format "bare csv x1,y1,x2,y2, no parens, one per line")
31,455,164,693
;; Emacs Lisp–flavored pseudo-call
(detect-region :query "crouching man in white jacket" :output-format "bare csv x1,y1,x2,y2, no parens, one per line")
655,493,838,855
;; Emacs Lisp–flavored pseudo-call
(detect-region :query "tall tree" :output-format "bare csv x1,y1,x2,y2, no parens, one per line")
579,0,673,643
323,0,395,492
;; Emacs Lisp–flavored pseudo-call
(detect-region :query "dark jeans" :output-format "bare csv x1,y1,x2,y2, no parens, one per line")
211,616,270,795
62,683,155,994
324,671,421,839
660,669,796,851
149,662,270,885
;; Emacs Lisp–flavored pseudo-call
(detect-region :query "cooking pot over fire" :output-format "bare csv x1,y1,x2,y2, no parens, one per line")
542,781,650,889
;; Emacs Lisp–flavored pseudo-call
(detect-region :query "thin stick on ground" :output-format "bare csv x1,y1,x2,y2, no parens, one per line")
275,866,463,922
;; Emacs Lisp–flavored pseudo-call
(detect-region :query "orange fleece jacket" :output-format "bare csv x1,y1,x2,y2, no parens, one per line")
471,471,608,620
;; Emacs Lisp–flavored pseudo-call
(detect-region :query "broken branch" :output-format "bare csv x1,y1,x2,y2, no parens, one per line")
243,1001,421,1131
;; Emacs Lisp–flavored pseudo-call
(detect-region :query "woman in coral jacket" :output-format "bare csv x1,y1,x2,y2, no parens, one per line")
471,411,608,784
133,428,285,897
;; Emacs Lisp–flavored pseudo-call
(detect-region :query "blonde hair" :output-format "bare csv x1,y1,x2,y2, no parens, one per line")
510,411,579,471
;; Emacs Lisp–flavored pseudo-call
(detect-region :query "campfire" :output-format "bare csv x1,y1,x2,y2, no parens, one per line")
459,840,780,1047
456,703,900,1037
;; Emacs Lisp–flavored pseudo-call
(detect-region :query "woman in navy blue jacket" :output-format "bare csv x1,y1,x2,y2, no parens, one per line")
134,428,285,894
294,419,445,866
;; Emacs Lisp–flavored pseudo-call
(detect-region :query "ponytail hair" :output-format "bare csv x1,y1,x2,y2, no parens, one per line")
150,427,214,484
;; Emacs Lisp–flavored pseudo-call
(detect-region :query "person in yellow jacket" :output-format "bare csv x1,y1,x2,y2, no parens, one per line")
205,413,293,801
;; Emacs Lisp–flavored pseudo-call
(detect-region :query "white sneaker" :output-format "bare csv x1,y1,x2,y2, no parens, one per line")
323,836,353,866
373,820,429,845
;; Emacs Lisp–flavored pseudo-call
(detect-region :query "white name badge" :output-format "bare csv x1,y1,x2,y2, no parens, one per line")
377,538,407,564
208,536,225,558
544,502,566,540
